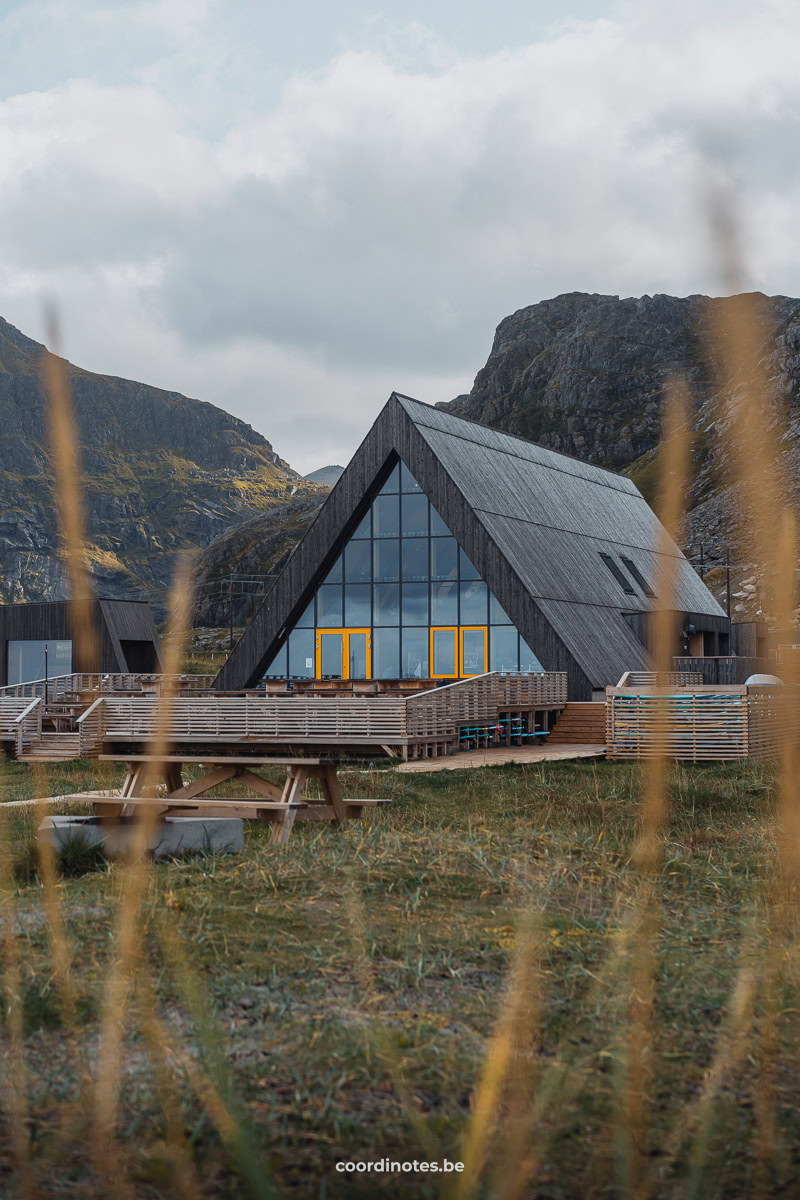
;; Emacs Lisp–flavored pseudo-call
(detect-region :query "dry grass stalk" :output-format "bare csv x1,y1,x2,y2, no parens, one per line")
453,907,544,1200
0,800,34,1198
707,196,799,1196
155,915,278,1200
92,555,194,1180
31,764,79,1037
40,311,97,676
344,878,441,1162
620,379,690,1199
133,969,203,1200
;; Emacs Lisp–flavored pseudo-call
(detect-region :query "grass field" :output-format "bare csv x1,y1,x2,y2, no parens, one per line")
0,756,797,1198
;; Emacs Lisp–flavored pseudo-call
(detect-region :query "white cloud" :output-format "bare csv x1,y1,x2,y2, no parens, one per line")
1,0,799,472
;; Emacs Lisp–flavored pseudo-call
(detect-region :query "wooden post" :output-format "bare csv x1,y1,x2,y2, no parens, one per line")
319,765,347,826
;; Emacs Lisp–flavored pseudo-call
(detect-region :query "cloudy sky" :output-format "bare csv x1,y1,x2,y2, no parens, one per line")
1,0,798,472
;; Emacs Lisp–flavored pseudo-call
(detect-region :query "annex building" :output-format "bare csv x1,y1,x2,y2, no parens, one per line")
216,394,728,700
0,599,162,687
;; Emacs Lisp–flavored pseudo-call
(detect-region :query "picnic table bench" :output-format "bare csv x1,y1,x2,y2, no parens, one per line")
89,754,390,843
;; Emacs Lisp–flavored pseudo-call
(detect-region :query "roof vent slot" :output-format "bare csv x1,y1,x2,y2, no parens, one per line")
620,556,656,598
599,552,636,595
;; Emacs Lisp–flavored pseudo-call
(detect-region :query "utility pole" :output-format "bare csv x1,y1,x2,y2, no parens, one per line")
725,545,731,618
699,543,705,579
229,575,234,650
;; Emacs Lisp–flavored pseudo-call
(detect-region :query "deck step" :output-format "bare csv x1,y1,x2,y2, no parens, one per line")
19,733,82,762
549,702,606,745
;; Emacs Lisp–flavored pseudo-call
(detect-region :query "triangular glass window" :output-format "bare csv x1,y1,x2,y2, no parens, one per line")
261,460,545,680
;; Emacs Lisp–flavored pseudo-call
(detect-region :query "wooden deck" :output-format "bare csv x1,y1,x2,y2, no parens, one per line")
395,742,606,772
68,671,568,762
0,671,570,765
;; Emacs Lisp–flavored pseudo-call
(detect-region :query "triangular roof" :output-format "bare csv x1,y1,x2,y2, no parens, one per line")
215,393,725,692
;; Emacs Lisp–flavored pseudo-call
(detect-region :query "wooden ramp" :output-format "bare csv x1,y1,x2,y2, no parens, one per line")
395,743,605,773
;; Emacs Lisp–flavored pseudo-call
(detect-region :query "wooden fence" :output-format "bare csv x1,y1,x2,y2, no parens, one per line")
606,684,792,761
71,671,568,760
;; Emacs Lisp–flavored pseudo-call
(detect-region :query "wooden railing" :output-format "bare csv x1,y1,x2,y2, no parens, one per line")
0,673,217,703
616,671,705,688
496,672,567,708
606,684,792,761
672,657,775,685
84,695,410,747
0,698,28,739
406,674,496,741
0,697,42,753
405,671,566,740
76,698,106,758
70,671,568,758
15,697,42,755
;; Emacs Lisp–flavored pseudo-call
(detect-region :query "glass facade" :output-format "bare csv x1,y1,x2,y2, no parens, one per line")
263,460,545,679
7,639,73,685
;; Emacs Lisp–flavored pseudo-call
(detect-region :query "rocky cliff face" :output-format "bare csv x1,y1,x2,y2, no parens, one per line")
192,493,327,627
443,291,799,474
0,315,321,608
441,291,800,620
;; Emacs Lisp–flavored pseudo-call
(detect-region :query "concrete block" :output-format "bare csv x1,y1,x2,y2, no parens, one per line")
38,815,244,860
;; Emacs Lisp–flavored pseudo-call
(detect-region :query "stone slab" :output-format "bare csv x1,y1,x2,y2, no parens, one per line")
38,815,244,859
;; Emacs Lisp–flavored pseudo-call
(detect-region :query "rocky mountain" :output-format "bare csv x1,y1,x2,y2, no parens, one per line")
441,291,800,619
0,315,324,609
192,492,327,627
304,465,344,487
442,291,798,476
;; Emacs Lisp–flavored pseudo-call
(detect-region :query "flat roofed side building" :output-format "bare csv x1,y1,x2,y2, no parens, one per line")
0,599,163,686
215,393,727,699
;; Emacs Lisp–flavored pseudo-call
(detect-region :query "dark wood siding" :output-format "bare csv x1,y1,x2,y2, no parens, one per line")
0,600,161,685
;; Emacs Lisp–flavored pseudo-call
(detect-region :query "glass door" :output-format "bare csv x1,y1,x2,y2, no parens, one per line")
315,629,371,679
460,627,487,676
430,627,458,678
317,631,344,678
348,630,371,679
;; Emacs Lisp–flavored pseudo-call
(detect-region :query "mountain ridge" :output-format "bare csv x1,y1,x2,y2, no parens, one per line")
0,315,324,607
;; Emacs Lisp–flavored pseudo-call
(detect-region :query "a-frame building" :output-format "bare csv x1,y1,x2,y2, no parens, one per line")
215,393,728,699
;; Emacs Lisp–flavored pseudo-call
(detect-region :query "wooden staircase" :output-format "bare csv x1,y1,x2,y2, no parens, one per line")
19,732,82,762
549,702,607,745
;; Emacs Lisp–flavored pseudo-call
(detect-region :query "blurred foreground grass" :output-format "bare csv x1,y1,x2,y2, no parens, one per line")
0,756,796,1198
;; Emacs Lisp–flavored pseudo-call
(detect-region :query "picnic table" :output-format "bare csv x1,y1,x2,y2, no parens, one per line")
89,754,389,843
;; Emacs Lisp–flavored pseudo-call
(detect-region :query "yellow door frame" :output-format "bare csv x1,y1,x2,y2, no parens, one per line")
430,626,459,678
315,628,371,679
460,625,488,676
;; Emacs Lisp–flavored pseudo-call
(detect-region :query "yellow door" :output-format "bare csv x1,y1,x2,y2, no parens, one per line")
430,627,458,678
460,626,488,676
315,629,371,679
